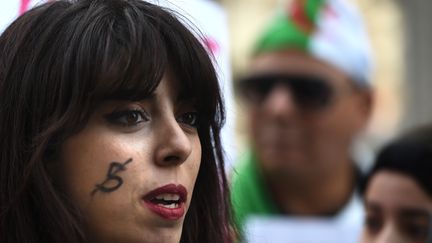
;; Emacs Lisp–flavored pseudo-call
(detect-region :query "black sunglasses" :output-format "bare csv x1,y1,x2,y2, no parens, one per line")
237,73,334,110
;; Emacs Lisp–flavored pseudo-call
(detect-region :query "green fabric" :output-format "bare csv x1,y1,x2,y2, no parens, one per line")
231,151,279,235
253,11,309,56
306,0,325,22
253,0,326,56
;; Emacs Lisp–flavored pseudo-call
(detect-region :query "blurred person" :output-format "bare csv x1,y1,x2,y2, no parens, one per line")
232,0,374,241
0,0,234,242
361,126,432,243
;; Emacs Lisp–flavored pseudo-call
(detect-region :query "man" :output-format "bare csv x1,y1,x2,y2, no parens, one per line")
232,0,374,241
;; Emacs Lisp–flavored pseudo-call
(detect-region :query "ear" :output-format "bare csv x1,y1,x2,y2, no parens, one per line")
353,88,374,130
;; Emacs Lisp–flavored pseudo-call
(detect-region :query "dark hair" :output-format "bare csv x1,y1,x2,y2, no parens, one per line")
0,0,233,242
361,125,432,197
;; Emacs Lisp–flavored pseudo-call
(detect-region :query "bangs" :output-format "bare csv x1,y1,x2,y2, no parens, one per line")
71,1,223,124
155,9,223,127
70,0,168,102
67,0,222,126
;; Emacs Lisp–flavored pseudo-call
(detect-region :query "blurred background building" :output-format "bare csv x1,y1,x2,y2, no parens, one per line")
396,0,432,131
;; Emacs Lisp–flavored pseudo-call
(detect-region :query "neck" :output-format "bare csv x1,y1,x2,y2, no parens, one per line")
266,159,356,216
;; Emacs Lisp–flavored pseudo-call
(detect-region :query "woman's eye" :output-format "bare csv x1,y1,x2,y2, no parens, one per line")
401,223,429,241
177,112,199,128
365,215,383,235
104,109,148,127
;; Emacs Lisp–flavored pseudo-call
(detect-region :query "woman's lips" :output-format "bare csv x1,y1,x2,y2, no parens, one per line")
142,184,187,220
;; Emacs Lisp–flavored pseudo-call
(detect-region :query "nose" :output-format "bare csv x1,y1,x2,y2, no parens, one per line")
375,224,405,243
261,84,297,119
154,117,193,167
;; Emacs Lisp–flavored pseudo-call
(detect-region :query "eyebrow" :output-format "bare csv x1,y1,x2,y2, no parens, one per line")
399,208,431,219
145,93,156,102
366,201,431,216
135,92,157,103
176,90,197,105
364,202,382,212
101,91,157,103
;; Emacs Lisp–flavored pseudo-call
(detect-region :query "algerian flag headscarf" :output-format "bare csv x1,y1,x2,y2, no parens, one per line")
254,0,373,87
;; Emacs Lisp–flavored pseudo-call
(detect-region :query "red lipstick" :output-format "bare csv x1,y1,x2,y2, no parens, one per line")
142,184,187,220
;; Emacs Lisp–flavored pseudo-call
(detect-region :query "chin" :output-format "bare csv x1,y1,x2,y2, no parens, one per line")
144,222,184,243
263,156,311,177
86,221,184,243
141,231,182,243
91,232,182,243
261,150,305,166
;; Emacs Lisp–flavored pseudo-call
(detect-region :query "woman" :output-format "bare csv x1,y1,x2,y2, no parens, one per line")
0,0,234,242
361,126,432,243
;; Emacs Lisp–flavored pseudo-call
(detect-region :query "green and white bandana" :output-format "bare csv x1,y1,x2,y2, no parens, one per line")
254,0,373,87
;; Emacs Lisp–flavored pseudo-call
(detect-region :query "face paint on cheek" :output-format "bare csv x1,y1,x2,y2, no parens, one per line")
91,158,133,196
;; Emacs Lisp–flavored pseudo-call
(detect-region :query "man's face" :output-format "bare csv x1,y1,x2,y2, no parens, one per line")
242,51,372,180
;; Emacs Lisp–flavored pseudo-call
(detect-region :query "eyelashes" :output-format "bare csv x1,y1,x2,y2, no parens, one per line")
104,108,149,127
104,108,200,129
364,212,430,241
364,214,383,234
177,112,199,128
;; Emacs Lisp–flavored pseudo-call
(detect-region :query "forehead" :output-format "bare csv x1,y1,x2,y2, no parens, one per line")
153,73,191,103
365,170,432,212
249,50,350,85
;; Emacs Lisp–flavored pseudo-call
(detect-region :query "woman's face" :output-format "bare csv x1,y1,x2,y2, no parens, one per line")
361,170,432,243
56,74,201,243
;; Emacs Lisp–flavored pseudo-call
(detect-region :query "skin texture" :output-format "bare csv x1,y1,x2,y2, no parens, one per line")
361,171,432,243
247,50,373,214
55,74,201,243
